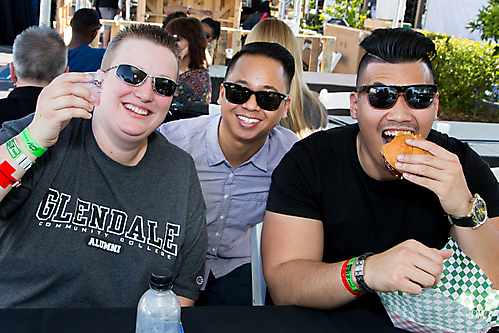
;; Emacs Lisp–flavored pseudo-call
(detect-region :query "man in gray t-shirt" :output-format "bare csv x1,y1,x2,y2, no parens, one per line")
0,24,207,308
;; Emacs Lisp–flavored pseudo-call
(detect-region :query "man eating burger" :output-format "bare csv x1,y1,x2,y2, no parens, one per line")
261,28,499,317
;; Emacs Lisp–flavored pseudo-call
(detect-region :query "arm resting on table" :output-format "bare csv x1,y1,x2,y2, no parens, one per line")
261,211,357,310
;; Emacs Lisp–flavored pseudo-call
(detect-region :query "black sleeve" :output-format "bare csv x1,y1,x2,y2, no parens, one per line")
267,141,324,221
464,146,499,218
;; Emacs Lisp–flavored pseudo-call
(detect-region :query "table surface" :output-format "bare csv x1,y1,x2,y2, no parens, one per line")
0,296,405,333
2,295,496,333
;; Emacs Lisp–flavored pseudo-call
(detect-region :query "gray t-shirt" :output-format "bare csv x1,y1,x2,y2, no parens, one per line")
0,116,207,308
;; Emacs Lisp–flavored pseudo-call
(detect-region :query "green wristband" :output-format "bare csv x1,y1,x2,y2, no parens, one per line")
6,137,33,170
345,257,362,293
20,128,47,158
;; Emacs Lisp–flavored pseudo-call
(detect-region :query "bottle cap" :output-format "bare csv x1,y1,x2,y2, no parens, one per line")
150,268,173,290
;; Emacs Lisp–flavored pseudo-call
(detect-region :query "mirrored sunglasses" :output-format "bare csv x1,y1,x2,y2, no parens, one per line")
357,84,437,110
223,82,288,111
104,63,177,97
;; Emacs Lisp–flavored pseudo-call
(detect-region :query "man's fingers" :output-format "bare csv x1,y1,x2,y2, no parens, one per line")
436,249,453,260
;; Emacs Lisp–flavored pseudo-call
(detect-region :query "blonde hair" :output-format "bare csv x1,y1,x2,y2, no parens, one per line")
245,18,326,138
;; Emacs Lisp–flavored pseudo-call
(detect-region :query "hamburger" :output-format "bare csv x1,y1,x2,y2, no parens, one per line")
380,132,432,179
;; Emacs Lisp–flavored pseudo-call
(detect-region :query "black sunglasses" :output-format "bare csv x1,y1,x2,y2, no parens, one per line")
357,84,437,110
205,31,212,39
223,82,288,111
104,64,177,97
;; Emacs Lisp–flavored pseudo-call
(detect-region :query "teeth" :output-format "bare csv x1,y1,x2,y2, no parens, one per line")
124,103,149,116
383,130,413,137
237,115,260,124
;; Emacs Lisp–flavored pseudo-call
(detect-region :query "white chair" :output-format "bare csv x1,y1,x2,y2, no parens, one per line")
318,89,351,115
208,104,221,115
250,221,266,306
491,167,499,182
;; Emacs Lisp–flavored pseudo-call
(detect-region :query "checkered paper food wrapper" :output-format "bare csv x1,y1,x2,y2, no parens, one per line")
377,237,499,333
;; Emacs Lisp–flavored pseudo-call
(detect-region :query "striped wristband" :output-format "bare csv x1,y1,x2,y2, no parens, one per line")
20,127,47,157
6,137,33,170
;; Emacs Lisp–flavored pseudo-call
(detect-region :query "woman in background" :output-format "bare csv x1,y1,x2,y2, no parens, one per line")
165,17,212,105
245,18,327,138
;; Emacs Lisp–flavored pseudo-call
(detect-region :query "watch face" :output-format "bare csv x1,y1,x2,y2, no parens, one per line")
472,196,488,224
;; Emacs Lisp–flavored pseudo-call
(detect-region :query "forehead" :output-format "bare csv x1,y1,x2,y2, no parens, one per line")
110,38,178,76
202,23,213,33
359,61,434,86
227,54,287,89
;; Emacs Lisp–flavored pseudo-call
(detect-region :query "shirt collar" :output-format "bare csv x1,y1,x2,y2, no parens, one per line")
205,114,270,172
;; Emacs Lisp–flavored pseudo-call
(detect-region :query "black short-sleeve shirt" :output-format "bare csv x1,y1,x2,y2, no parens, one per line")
267,124,499,263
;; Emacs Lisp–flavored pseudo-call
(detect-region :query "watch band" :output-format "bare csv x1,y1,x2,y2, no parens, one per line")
354,252,375,293
447,214,475,228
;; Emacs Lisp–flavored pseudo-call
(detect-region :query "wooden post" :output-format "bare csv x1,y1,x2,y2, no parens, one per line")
231,29,242,53
137,0,146,22
233,0,242,28
214,29,229,65
320,36,335,73
308,37,321,72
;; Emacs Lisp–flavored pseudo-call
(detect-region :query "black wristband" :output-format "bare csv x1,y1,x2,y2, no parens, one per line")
354,252,375,293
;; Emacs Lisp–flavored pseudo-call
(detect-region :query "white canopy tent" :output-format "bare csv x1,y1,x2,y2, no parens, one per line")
423,0,488,42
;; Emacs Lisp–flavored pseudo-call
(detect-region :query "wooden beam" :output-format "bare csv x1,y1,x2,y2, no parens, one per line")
320,36,336,73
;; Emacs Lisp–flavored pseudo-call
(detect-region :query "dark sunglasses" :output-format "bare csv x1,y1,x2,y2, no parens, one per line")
357,84,437,110
223,82,288,111
104,63,177,97
172,34,183,42
205,31,212,39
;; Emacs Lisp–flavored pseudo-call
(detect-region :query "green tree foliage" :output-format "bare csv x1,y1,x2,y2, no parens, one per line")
424,31,499,117
467,0,499,56
320,0,369,29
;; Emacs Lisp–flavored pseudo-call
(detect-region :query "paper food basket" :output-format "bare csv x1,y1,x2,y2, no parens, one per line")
377,238,499,333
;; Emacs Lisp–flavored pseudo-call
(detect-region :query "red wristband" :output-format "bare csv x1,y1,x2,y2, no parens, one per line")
341,258,363,298
0,160,20,188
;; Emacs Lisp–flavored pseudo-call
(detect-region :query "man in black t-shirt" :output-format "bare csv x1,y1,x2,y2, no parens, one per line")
262,28,499,311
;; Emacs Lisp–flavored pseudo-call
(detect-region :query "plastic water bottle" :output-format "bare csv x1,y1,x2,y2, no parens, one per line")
135,268,181,333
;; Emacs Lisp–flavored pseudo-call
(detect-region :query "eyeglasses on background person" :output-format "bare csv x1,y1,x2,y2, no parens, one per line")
357,84,437,110
104,63,177,97
223,82,288,111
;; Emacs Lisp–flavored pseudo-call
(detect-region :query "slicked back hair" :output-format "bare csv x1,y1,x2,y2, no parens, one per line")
101,24,181,79
13,26,67,83
357,28,437,86
225,41,295,92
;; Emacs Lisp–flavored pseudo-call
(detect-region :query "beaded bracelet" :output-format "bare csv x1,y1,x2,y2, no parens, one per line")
340,258,363,298
6,137,33,171
354,252,375,293
20,127,47,158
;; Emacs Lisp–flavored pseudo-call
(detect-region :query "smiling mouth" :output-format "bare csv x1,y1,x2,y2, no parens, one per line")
237,115,261,124
382,130,414,144
124,103,150,116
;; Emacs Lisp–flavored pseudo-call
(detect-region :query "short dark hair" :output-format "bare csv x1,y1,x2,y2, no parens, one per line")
225,42,295,92
71,8,101,35
201,18,221,40
165,17,207,70
162,11,187,28
13,26,67,83
357,28,437,86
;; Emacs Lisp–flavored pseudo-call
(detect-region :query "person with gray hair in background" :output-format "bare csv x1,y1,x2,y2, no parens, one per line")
0,25,68,126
